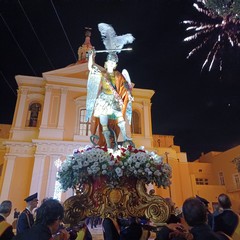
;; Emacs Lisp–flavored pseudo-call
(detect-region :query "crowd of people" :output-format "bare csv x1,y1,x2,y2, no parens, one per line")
0,193,70,240
0,192,239,240
155,194,240,240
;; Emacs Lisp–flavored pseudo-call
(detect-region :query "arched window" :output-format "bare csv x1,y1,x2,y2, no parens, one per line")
79,109,91,136
26,103,41,127
131,110,141,134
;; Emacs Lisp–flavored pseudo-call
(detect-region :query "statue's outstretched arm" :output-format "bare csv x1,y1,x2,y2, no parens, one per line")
88,50,95,71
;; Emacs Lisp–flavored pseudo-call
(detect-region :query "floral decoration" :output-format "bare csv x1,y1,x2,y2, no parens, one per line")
57,145,172,191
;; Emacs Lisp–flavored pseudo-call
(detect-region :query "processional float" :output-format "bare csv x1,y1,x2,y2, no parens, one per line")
57,23,172,227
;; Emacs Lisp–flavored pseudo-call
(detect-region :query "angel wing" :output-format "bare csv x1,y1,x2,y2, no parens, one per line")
122,69,133,125
98,23,135,52
86,66,101,121
122,69,133,91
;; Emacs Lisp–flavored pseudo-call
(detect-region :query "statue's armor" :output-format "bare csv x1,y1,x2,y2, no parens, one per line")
93,72,121,119
102,74,116,95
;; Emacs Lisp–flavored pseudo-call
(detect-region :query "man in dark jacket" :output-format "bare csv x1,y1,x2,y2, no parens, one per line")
156,197,231,240
120,217,142,240
16,192,38,234
13,198,69,240
213,193,239,237
0,200,15,240
182,197,231,240
102,217,120,240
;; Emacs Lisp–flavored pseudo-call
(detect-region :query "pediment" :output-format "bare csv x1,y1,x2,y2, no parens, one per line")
43,62,89,80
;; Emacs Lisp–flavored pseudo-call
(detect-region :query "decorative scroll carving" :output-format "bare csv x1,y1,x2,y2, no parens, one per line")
63,176,170,226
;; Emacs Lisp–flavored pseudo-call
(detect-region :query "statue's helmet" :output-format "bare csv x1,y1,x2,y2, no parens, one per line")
107,53,118,63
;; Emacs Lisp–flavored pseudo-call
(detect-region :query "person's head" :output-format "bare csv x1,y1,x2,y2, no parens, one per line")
35,198,64,234
218,193,232,209
104,53,118,72
0,200,12,217
196,195,209,207
24,192,38,210
182,197,207,227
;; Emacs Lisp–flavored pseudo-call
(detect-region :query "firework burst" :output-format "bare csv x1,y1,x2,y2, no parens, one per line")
183,0,240,71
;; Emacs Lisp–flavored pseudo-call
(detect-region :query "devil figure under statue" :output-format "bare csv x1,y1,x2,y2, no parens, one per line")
86,23,135,148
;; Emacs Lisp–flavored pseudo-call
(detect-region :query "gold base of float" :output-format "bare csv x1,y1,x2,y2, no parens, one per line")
63,176,171,226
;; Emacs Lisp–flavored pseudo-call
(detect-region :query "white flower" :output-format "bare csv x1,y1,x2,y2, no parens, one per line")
146,163,150,168
154,170,161,176
102,164,107,170
135,162,140,168
72,165,79,170
102,170,107,175
83,161,89,167
108,160,115,166
87,168,92,174
153,156,163,164
93,162,99,167
57,145,172,191
115,167,123,177
127,158,133,164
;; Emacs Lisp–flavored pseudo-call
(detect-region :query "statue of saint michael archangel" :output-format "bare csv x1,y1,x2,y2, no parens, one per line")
86,23,135,149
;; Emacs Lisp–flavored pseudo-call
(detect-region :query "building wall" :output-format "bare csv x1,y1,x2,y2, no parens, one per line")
197,146,240,212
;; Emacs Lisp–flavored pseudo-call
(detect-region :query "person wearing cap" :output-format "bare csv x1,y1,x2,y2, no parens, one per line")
16,192,38,234
0,200,15,239
196,195,213,228
13,198,70,240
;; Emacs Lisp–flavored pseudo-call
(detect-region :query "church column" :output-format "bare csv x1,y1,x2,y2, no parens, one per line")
45,155,59,198
15,88,28,128
0,155,16,202
30,154,46,200
57,87,68,129
41,86,52,128
143,101,151,138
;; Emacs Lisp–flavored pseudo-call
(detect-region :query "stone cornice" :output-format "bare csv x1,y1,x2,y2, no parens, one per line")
43,74,87,86
32,139,86,155
3,139,86,157
3,141,35,156
15,75,44,87
45,83,87,93
132,88,155,99
42,62,88,75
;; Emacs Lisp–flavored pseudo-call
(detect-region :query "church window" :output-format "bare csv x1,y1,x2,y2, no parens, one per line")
26,103,41,127
233,173,240,189
131,110,141,134
218,172,225,185
195,178,208,185
79,109,91,136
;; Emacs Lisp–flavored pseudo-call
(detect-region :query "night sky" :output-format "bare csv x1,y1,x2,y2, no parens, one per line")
1,0,240,161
